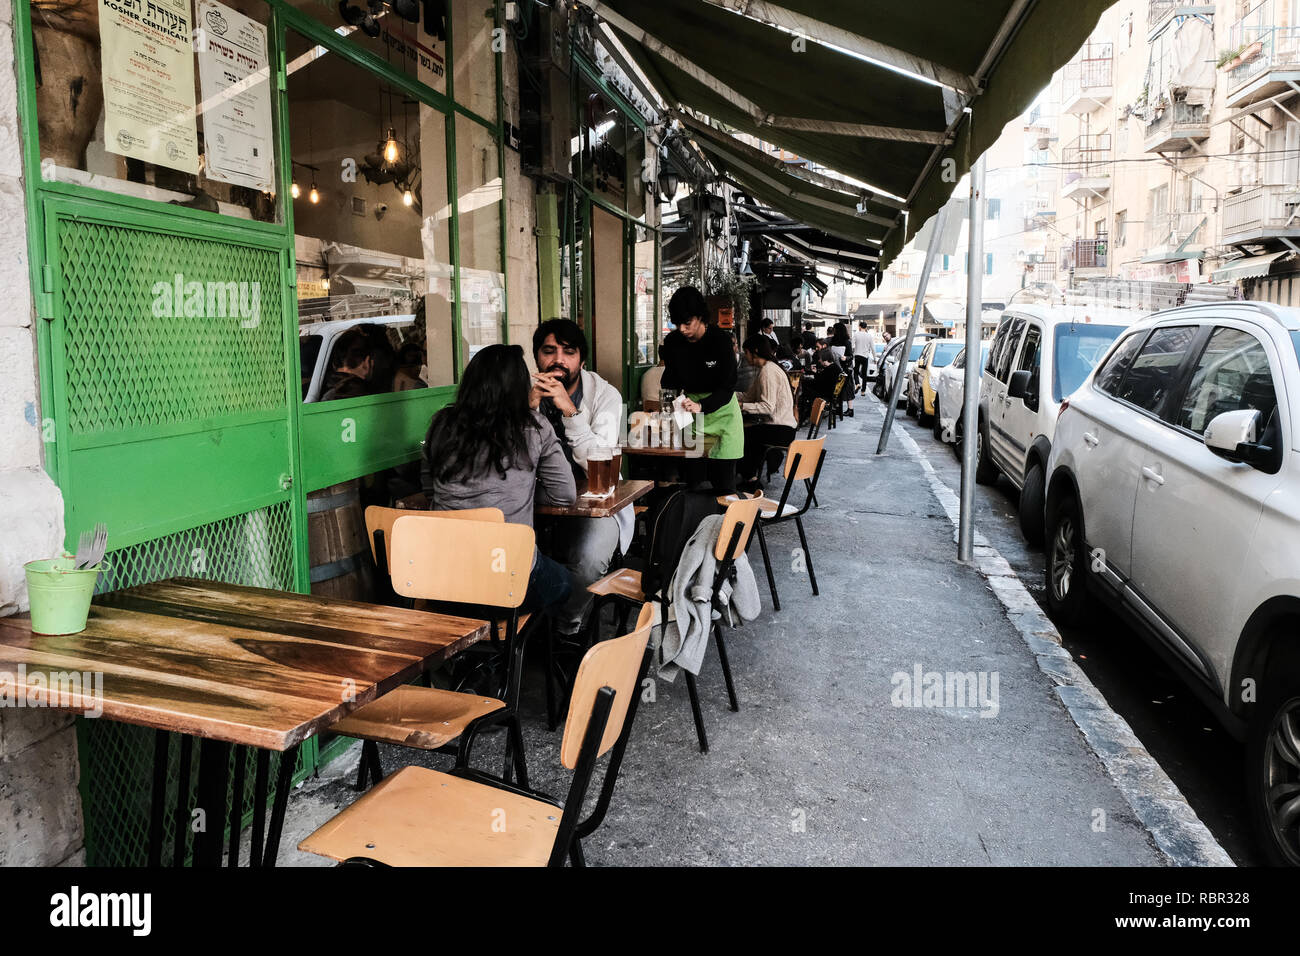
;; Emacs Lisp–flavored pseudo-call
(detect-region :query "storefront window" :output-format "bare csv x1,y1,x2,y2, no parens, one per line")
632,224,656,366
450,0,497,121
454,114,504,368
32,0,278,222
287,29,442,401
285,0,448,95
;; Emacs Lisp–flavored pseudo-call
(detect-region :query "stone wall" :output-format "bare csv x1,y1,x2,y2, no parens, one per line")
0,0,86,867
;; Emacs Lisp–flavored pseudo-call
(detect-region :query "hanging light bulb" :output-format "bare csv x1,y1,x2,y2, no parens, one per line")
402,189,414,207
290,180,301,199
321,276,330,292
309,182,320,204
383,128,400,164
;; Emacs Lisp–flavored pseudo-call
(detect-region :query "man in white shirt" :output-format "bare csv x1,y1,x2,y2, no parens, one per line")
852,321,876,395
531,319,632,638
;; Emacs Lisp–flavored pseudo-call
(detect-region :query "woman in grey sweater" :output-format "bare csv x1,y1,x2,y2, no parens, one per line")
421,344,576,612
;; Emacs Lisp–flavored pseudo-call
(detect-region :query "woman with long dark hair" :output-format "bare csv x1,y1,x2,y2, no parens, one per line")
830,321,855,418
421,343,576,612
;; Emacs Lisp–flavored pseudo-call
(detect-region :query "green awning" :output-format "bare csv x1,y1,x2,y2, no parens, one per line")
1211,251,1293,283
591,0,1116,272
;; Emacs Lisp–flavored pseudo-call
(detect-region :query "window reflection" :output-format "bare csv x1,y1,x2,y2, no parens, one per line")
455,114,503,369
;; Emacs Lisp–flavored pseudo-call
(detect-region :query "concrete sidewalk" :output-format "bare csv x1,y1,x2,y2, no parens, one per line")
273,395,1229,866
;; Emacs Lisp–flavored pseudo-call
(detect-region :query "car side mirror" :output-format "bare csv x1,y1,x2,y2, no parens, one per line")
1007,369,1032,400
1205,408,1273,470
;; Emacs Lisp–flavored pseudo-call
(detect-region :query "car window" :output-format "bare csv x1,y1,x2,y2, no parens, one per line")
952,347,967,370
1016,326,1043,410
1053,323,1128,402
1113,325,1198,415
1095,331,1146,396
986,320,1011,377
994,319,1026,381
300,335,323,400
931,343,964,368
1177,328,1278,436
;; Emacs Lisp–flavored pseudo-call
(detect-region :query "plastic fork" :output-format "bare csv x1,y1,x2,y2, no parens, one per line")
71,529,93,569
75,523,107,570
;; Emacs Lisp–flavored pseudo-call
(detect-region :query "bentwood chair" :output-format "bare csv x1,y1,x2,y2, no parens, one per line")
753,438,826,612
584,497,762,753
331,514,536,791
299,603,655,867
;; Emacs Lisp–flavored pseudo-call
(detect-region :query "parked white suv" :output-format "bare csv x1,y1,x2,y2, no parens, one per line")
975,305,1148,544
1044,302,1300,865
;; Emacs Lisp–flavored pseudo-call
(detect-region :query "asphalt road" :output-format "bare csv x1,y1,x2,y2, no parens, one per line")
872,389,1262,866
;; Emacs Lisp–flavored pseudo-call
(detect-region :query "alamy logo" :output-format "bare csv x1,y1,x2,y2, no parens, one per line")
50,886,151,936
151,273,261,328
0,666,103,718
890,663,999,718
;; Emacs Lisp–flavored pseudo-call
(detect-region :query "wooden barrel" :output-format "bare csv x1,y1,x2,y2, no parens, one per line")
306,480,375,601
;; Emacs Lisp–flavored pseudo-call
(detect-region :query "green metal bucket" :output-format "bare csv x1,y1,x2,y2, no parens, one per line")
24,557,106,635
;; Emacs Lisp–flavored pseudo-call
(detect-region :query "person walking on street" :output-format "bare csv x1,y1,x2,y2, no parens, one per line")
660,286,744,494
852,320,876,395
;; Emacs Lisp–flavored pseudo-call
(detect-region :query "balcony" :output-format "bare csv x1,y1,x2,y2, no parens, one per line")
1225,2,1300,108
1061,44,1113,114
1221,183,1300,245
1144,99,1210,152
1060,134,1112,200
1143,201,1209,262
1148,1,1216,40
1060,237,1109,275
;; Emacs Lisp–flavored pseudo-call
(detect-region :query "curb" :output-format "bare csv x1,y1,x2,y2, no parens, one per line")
870,399,1233,867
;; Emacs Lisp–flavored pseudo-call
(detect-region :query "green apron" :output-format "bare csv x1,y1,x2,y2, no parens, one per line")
688,392,744,460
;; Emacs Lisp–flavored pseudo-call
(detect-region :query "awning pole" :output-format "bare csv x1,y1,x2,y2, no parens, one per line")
876,204,948,454
958,154,987,562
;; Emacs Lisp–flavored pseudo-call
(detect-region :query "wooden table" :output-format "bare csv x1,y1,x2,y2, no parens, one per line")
536,478,654,519
621,434,717,460
0,577,489,867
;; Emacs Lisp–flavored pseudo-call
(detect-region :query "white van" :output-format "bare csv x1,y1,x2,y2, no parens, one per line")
975,304,1149,543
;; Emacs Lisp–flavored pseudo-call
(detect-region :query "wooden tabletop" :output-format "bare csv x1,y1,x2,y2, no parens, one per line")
622,435,716,459
536,478,654,519
0,578,490,751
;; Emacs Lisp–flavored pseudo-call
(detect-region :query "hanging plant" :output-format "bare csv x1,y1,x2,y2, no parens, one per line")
706,267,757,329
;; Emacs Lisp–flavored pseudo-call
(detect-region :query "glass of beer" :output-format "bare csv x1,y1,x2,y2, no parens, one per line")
586,449,612,498
607,450,621,496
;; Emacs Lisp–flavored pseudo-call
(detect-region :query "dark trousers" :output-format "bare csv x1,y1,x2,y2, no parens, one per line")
854,355,871,390
683,456,737,495
520,551,573,615
739,423,796,483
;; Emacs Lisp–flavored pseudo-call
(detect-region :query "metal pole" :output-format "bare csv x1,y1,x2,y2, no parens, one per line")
958,154,987,562
876,204,948,454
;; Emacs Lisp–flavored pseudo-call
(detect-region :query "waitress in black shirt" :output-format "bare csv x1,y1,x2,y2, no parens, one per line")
660,286,744,494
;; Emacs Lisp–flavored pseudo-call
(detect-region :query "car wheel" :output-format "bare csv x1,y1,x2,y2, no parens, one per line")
974,420,998,485
1246,660,1300,866
1018,461,1046,547
1044,491,1093,626
931,401,943,440
906,389,917,417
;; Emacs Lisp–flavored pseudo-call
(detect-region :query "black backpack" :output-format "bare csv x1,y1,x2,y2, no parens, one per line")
640,489,720,599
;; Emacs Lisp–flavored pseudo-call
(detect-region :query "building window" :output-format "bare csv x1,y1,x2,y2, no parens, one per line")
1115,210,1128,246
986,198,1002,220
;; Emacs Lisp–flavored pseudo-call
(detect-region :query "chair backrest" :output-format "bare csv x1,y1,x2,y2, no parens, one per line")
783,437,825,481
560,602,654,769
809,398,826,427
831,374,847,398
365,505,503,565
714,497,762,561
389,514,531,607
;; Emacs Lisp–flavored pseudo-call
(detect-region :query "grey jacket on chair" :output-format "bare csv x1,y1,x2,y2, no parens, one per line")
658,514,761,680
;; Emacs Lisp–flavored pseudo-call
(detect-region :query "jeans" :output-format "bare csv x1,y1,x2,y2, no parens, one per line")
543,515,621,634
854,355,871,390
739,423,796,483
520,550,573,616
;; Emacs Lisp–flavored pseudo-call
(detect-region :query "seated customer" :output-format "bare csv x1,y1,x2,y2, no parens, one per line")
738,335,798,492
319,329,374,402
421,343,576,614
529,318,630,638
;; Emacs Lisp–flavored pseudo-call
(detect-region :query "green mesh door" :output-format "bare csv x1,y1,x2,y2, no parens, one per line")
42,199,305,866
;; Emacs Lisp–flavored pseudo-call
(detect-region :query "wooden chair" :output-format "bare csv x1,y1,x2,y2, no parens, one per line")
753,438,826,612
806,397,827,440
364,505,504,605
332,514,535,792
827,374,848,429
299,603,655,867
584,497,762,753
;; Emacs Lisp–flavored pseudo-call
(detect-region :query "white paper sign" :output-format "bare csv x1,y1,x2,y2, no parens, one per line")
196,0,274,192
99,0,199,173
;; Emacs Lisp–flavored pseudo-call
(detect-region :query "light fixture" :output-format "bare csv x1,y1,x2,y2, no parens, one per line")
383,128,400,164
657,167,679,201
321,276,330,291
309,182,320,204
402,189,414,206
338,0,381,38
290,180,301,199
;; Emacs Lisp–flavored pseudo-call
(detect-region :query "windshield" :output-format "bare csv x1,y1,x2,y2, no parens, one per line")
931,343,963,368
1292,331,1300,364
908,343,927,362
299,335,323,400
1053,323,1127,402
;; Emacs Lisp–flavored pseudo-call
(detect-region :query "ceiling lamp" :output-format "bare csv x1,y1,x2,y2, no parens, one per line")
338,0,381,38
290,180,300,199
309,181,320,204
383,128,400,164
402,189,414,207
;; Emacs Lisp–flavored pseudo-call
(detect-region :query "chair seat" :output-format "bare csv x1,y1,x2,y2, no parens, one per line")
586,567,644,602
298,765,560,867
757,498,802,519
331,685,505,749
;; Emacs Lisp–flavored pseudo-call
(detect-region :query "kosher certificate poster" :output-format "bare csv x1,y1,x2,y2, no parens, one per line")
196,0,274,191
98,0,198,173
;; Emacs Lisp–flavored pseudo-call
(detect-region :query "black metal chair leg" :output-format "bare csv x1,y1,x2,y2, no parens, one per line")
756,522,780,611
250,749,269,869
569,839,586,867
684,671,708,753
545,620,558,732
354,741,369,791
714,624,739,712
795,515,819,596
262,743,300,868
507,714,530,790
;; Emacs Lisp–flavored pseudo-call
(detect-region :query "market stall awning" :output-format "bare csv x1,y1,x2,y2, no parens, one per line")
1211,251,1294,283
590,0,1115,271
732,201,880,279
